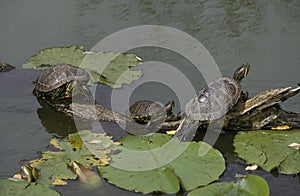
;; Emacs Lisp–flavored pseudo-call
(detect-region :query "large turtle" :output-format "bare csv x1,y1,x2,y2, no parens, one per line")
126,100,176,124
175,63,250,141
33,64,91,103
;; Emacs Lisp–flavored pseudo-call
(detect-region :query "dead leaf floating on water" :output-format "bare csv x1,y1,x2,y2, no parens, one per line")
288,143,300,150
245,164,258,171
271,125,291,130
70,161,102,189
166,130,177,135
52,179,68,186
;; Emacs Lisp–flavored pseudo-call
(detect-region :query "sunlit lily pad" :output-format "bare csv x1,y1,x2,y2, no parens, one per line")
81,52,142,88
188,174,269,196
0,179,60,196
22,45,85,69
30,130,117,186
22,46,142,88
99,134,225,194
234,130,300,174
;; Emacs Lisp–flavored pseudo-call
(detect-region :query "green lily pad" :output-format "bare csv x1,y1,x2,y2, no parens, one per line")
0,179,60,196
22,45,85,69
35,157,77,185
22,46,142,88
81,52,142,88
233,130,300,174
188,174,269,196
99,134,225,194
31,130,116,186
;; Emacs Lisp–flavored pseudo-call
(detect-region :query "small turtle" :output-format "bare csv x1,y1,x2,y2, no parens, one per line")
126,100,176,124
175,63,250,141
33,64,91,103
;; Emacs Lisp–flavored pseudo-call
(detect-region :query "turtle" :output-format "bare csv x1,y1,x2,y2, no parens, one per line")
174,63,250,141
126,100,176,124
33,64,91,103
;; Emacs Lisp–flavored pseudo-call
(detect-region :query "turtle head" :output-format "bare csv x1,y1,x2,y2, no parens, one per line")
233,63,250,83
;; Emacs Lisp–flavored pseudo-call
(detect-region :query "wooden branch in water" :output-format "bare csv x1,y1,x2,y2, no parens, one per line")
45,85,300,134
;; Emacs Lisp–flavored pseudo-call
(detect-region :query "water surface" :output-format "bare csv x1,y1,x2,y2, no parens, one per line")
0,1,299,195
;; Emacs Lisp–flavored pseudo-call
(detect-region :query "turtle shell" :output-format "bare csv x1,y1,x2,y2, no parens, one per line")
185,77,241,121
34,64,89,92
127,100,166,124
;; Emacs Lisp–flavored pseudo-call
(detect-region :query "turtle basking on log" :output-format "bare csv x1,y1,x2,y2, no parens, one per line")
174,63,250,141
32,64,92,104
32,63,300,137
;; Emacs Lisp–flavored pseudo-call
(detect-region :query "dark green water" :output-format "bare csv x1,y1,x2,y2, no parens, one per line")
0,0,300,195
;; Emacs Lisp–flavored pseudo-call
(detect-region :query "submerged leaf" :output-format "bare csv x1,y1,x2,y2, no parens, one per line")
70,161,102,189
234,130,300,174
99,134,225,194
23,46,143,88
0,179,60,196
188,174,269,196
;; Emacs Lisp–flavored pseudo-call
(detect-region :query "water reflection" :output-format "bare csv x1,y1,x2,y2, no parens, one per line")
36,98,92,138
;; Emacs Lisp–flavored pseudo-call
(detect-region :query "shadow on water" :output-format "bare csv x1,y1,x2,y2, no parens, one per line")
36,98,92,138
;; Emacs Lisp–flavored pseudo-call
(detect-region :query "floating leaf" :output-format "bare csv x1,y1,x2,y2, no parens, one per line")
22,46,142,88
99,134,225,194
52,179,68,186
0,179,60,196
32,130,116,186
271,125,291,130
188,174,269,196
79,130,117,162
81,52,142,88
288,142,300,150
234,130,300,174
70,161,102,190
35,154,77,185
22,45,85,69
245,164,258,171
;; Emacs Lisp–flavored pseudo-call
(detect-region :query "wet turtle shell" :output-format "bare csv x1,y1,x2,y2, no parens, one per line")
34,64,89,92
33,64,90,101
127,100,174,124
185,63,250,121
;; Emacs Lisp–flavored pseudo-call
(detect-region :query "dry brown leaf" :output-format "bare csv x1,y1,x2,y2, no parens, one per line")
12,173,22,180
166,130,177,135
288,142,300,150
271,125,291,130
52,179,68,186
245,164,258,171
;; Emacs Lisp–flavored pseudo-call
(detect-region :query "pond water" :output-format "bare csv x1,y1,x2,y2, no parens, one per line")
0,0,300,195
